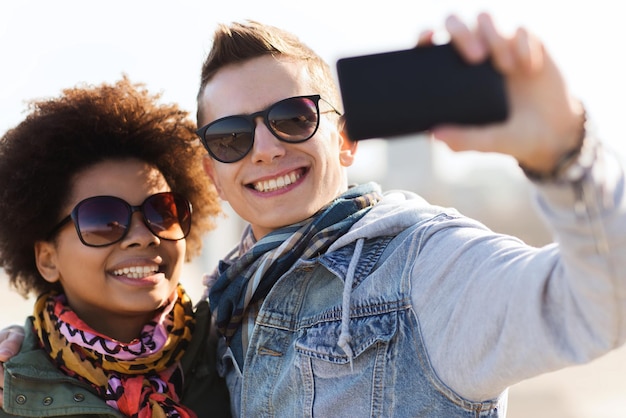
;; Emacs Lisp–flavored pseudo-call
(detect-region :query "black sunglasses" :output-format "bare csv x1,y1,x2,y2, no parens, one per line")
47,192,192,247
196,95,341,163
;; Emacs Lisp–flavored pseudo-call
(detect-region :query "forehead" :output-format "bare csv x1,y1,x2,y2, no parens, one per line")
198,55,314,125
68,159,169,208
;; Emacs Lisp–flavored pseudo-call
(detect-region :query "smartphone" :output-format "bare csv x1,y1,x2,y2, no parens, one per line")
336,43,509,141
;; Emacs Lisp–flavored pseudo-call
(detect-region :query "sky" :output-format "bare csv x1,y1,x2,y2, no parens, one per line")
1,0,625,163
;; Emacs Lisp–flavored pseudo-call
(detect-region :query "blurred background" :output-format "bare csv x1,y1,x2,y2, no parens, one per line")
1,1,625,416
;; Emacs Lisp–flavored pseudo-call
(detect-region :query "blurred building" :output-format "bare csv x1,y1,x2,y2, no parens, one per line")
371,135,552,247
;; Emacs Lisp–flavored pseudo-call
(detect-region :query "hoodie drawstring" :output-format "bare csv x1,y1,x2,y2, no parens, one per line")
337,238,364,371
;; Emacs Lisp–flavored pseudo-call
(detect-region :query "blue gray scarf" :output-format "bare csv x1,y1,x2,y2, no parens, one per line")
208,183,382,366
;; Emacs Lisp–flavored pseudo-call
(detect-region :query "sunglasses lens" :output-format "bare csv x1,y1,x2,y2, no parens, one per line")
203,117,254,163
143,193,191,241
269,97,319,141
198,96,324,163
75,198,129,246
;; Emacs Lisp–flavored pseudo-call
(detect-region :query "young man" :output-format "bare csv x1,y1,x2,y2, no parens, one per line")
195,12,626,417
3,12,626,416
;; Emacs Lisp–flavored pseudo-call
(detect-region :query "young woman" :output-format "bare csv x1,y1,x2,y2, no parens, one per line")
0,78,229,417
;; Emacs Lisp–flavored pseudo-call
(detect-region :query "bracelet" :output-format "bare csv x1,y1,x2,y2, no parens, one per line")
519,111,595,182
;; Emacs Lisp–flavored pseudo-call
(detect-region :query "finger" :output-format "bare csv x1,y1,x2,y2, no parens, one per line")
0,325,26,361
445,14,487,64
431,124,509,154
416,29,435,47
512,27,544,75
475,12,515,73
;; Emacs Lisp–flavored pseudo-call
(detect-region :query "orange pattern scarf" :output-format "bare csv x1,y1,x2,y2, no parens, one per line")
32,285,197,418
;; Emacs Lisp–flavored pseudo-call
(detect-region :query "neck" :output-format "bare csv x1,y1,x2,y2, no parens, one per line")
85,312,156,343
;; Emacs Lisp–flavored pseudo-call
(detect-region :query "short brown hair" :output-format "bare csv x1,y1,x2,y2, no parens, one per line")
0,77,221,297
197,20,341,121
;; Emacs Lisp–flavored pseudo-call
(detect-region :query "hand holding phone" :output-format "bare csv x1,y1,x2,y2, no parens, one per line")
336,43,509,141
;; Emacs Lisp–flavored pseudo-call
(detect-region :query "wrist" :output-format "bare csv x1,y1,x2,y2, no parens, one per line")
519,109,596,182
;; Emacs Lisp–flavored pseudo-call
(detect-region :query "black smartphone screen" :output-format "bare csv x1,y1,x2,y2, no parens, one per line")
336,43,509,141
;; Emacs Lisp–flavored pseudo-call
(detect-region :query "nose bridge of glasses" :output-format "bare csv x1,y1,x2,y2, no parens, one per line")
246,109,282,146
247,108,273,137
126,205,159,240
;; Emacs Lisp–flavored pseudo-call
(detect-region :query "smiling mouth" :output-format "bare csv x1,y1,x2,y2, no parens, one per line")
251,169,303,193
112,265,160,279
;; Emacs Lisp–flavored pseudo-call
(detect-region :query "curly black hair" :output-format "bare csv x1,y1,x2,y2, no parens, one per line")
0,76,222,298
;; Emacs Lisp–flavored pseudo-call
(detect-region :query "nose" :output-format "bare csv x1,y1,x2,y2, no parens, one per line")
121,211,159,247
248,117,286,163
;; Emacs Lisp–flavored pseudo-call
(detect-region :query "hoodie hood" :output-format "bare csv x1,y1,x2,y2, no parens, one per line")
328,187,452,253
330,185,451,366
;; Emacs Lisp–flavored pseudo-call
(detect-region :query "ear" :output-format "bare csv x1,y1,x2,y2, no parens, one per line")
34,241,61,284
338,118,358,167
202,155,227,201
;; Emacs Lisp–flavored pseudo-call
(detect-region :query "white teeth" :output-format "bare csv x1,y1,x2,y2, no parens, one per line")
112,265,159,279
253,171,300,193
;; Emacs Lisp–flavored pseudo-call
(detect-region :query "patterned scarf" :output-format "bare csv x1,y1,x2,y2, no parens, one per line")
32,284,196,418
208,183,382,366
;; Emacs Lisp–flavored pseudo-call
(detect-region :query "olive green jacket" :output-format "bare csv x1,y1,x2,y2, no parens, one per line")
1,300,230,417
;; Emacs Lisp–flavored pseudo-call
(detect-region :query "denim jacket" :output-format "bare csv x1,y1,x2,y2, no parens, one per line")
219,224,504,417
2,300,230,417
218,149,626,417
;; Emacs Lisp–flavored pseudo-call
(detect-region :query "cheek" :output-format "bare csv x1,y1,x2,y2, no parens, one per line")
169,241,187,271
56,246,108,286
175,240,187,261
316,126,345,160
316,139,344,171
